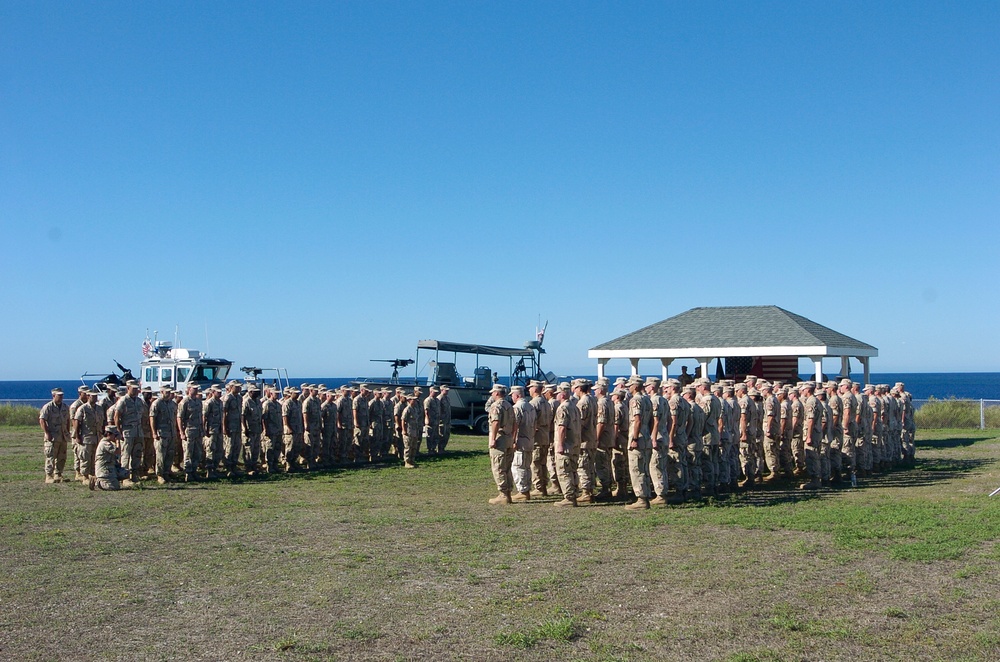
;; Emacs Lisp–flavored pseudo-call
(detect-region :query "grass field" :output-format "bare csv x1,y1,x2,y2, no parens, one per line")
1,428,999,661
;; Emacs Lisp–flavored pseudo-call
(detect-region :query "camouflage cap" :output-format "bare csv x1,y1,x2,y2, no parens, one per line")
105,425,119,434
429,386,440,394
734,383,747,391
77,385,88,393
840,378,853,386
747,387,759,397
695,377,711,387
509,385,524,396
440,385,450,391
613,377,628,385
125,379,140,387
824,380,837,388
682,385,696,394
644,376,660,386
50,387,64,395
557,381,572,393
360,383,371,391
542,383,556,393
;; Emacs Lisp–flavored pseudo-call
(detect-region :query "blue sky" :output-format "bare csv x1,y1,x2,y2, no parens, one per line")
2,1,998,380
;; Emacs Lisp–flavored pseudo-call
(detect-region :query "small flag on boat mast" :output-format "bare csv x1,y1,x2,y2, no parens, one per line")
141,332,153,358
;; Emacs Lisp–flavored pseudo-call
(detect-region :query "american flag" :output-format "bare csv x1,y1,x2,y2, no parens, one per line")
141,337,153,358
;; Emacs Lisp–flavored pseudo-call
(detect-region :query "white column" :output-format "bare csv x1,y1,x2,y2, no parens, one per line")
810,356,823,384
660,358,673,382
597,358,607,380
697,357,711,381
861,357,870,385
630,358,639,376
840,356,850,379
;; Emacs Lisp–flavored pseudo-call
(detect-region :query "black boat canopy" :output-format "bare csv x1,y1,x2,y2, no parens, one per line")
417,340,534,358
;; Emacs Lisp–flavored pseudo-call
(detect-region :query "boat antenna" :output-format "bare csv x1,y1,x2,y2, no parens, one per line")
174,324,179,350
205,321,210,356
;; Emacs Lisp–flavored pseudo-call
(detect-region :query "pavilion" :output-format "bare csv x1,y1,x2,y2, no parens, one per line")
587,305,878,384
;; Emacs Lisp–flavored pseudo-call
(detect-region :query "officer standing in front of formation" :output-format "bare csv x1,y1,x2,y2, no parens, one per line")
487,384,515,504
510,385,536,501
39,387,70,483
177,384,203,482
149,385,178,485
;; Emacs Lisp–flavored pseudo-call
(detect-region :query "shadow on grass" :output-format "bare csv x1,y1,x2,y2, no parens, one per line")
916,436,991,450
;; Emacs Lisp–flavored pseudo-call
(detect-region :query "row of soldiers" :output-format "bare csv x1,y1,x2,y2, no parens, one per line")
38,380,454,486
481,375,916,509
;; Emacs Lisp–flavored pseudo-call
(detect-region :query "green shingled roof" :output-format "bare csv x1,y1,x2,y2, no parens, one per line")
591,306,876,352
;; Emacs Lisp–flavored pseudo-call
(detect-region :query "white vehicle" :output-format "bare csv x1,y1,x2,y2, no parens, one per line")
139,341,233,392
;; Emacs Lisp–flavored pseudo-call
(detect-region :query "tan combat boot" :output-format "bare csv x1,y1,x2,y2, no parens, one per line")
649,495,667,506
529,489,546,498
553,496,577,507
799,478,820,490
577,490,594,504
511,491,530,502
488,492,512,505
625,497,650,510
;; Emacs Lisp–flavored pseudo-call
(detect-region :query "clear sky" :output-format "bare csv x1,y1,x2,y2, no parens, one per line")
2,1,998,380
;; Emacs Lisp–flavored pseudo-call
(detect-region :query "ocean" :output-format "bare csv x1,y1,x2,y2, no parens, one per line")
3,373,1000,406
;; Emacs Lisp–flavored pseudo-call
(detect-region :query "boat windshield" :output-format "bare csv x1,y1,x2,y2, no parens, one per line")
192,365,230,381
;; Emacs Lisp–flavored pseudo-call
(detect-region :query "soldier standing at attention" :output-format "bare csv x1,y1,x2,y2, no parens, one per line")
735,383,755,488
698,378,722,496
722,384,739,491
438,385,452,453
611,389,631,499
574,379,598,503
261,387,284,473
826,381,845,483
151,385,179,484
39,388,70,483
391,388,407,459
510,385,536,501
401,393,421,468
335,387,352,464
72,389,101,481
89,425,129,491
759,382,781,483
282,387,304,471
665,380,689,500
625,376,652,510
552,383,580,507
816,387,833,485
527,381,552,497
424,387,441,455
487,384,515,504
594,379,615,500
69,385,89,481
367,388,384,462
320,388,337,468
777,386,794,479
353,385,371,464
100,384,117,435
542,384,562,497
302,385,321,470
839,379,858,481
177,385,204,483
222,382,244,477
645,377,669,505
799,383,823,490
202,386,224,477
113,380,144,485
139,386,155,477
789,386,806,477
683,386,705,498
242,385,264,475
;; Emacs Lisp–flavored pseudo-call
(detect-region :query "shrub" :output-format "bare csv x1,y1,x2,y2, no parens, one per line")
915,397,1000,429
0,404,40,427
